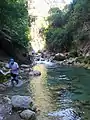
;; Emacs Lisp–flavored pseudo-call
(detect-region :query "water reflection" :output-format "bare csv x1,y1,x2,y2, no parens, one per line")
30,65,56,120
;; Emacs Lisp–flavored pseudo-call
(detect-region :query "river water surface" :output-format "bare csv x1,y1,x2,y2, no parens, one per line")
29,64,90,120
4,64,90,120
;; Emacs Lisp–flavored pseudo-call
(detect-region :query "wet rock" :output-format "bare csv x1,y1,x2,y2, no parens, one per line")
29,70,41,76
11,95,33,110
0,84,7,91
20,109,36,120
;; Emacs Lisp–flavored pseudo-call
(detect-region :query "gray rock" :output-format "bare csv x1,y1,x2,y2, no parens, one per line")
20,109,36,120
11,95,33,110
0,96,12,120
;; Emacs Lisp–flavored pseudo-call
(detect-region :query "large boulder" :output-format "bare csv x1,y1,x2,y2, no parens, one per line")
11,95,33,110
20,109,36,120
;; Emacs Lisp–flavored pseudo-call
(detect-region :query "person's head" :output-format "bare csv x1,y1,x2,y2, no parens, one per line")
9,58,14,65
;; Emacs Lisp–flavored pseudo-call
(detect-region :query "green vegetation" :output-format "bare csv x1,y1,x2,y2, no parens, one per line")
0,74,10,83
44,0,90,53
0,0,31,48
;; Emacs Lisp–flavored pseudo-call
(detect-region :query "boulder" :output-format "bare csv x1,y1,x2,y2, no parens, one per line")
20,109,36,120
11,95,33,110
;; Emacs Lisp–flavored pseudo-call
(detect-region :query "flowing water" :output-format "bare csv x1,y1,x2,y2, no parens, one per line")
29,64,90,120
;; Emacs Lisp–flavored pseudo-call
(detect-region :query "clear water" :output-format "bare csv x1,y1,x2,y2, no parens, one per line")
29,64,90,120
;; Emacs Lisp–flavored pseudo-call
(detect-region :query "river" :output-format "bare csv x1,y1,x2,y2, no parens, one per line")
29,64,90,120
4,63,90,120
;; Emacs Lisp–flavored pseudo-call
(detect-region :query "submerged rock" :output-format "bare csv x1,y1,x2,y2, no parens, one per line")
20,109,36,120
11,95,33,110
